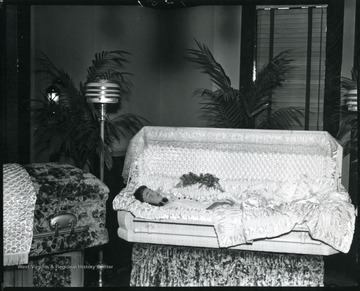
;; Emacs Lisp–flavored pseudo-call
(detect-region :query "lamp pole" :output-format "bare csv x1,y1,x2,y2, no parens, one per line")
85,81,121,287
99,103,106,182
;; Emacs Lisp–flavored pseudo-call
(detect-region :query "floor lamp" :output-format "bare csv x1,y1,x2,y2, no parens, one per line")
85,81,121,287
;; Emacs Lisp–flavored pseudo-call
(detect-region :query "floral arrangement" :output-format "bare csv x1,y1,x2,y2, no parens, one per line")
176,172,224,192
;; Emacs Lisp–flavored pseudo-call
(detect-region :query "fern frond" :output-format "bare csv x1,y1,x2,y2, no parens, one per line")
244,50,293,117
258,107,304,129
337,112,357,141
187,41,298,130
186,40,232,91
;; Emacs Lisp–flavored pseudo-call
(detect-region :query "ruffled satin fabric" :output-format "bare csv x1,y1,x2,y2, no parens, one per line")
113,176,356,253
212,178,355,252
130,243,324,287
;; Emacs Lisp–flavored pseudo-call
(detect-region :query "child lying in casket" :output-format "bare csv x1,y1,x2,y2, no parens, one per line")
134,185,235,210
115,173,355,252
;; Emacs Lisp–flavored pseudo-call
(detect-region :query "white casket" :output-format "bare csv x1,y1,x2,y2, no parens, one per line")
113,126,356,256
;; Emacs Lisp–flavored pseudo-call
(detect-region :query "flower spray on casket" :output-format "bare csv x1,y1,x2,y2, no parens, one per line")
175,172,235,209
176,172,225,192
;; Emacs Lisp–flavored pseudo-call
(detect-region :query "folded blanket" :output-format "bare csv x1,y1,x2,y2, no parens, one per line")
3,164,37,266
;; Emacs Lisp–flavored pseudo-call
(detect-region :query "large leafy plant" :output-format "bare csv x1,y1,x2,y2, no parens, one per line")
32,50,147,172
186,41,304,129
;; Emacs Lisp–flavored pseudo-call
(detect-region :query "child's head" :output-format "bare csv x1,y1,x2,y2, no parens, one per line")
134,185,147,202
134,185,168,206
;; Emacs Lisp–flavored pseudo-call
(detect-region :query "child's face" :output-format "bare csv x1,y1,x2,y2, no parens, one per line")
142,188,166,205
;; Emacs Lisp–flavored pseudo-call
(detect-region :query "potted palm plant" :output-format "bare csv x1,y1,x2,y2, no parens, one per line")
32,50,148,172
186,40,304,129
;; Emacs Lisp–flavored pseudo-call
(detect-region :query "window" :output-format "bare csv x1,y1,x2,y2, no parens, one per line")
256,5,327,130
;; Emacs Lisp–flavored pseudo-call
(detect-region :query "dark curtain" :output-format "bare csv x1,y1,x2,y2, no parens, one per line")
3,4,31,164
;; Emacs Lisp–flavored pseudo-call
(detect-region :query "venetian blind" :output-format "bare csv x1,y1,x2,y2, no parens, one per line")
256,6,327,130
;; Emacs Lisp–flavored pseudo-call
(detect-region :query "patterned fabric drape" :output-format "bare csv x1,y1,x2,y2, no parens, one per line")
130,243,324,287
24,163,109,257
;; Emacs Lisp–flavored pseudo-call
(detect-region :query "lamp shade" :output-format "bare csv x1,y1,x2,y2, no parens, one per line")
46,85,60,103
343,89,357,112
85,81,121,104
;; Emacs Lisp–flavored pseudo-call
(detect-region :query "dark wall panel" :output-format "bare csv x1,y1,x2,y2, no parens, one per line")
3,4,30,164
323,0,344,137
